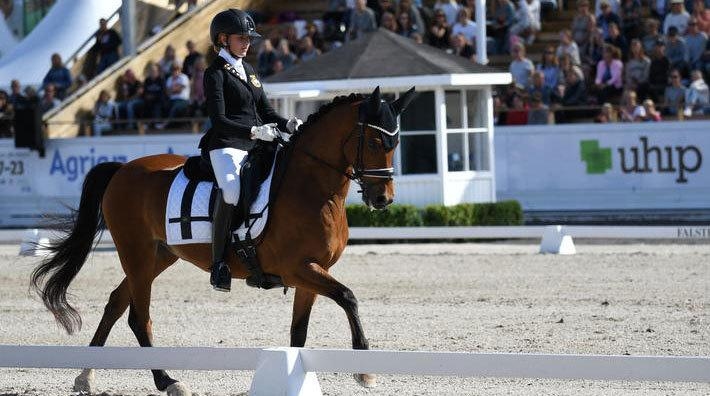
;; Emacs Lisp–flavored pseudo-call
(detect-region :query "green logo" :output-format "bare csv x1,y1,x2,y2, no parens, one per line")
580,140,612,174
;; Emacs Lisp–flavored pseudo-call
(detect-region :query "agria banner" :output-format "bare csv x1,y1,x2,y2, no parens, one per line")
496,121,710,211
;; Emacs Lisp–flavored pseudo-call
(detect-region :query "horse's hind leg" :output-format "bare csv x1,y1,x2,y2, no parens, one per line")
288,262,376,387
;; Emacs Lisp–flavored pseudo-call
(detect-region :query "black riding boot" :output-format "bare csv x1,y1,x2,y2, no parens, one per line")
210,189,234,292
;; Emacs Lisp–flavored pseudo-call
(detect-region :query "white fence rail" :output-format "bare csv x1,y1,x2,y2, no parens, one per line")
0,346,709,396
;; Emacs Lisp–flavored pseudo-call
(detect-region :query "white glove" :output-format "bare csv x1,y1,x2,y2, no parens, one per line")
250,123,278,141
286,116,303,133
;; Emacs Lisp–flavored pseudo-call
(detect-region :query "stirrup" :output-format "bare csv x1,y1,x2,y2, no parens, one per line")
210,261,231,292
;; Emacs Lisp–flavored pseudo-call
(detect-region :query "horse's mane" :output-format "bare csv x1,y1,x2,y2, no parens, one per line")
294,93,366,138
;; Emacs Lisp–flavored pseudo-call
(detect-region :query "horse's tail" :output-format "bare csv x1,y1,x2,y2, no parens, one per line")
30,161,123,334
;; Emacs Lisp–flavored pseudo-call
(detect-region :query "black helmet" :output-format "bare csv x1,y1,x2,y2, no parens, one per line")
210,9,261,46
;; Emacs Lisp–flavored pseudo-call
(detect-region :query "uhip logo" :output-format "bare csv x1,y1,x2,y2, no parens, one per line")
580,137,702,183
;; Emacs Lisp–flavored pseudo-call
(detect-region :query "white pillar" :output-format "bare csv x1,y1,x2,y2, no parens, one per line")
475,0,488,65
484,85,496,202
435,88,449,205
121,0,136,56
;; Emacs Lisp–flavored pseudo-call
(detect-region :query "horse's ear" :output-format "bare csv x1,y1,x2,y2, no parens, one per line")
368,86,382,114
391,87,417,115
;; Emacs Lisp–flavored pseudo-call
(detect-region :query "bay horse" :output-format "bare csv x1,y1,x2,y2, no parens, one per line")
30,86,417,395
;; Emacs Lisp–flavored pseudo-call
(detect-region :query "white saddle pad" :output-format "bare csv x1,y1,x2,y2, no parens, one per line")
165,154,278,246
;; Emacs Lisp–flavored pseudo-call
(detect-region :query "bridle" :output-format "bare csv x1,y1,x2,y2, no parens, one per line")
281,102,397,189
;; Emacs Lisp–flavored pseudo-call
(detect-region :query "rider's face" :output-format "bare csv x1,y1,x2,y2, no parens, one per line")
227,34,251,58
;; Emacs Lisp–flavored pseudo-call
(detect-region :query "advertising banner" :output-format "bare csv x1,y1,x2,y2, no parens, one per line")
496,121,710,210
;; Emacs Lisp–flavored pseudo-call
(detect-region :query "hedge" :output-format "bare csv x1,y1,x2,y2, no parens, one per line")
346,200,523,227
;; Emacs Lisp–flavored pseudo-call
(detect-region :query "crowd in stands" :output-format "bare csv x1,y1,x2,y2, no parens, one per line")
498,0,710,125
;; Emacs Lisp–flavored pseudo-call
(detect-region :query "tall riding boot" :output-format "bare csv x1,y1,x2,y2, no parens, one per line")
210,189,234,292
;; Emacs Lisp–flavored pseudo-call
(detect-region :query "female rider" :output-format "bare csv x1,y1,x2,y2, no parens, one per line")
200,9,302,292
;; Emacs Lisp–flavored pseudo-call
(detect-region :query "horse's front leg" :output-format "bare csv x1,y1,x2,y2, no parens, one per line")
286,262,375,387
291,288,317,347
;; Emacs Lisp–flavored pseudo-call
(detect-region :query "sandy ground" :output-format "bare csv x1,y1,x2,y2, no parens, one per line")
0,241,707,396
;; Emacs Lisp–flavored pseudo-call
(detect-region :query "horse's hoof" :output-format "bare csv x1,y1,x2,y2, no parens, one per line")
354,373,377,388
165,381,191,396
73,368,95,393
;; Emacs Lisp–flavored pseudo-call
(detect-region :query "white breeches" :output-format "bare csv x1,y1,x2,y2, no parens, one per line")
209,147,249,205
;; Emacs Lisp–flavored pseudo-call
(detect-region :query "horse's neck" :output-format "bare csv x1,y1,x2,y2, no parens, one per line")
288,107,356,203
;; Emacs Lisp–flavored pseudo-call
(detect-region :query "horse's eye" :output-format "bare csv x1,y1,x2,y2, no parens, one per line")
367,138,380,150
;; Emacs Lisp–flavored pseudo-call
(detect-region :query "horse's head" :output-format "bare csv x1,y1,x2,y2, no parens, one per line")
346,86,417,210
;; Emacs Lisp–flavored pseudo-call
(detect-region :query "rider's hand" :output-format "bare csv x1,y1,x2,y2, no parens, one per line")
250,123,278,141
286,116,303,133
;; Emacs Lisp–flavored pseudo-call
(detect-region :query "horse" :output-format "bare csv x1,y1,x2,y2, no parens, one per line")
30,86,417,395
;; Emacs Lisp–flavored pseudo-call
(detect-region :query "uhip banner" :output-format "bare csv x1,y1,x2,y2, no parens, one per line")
495,121,710,211
0,135,200,226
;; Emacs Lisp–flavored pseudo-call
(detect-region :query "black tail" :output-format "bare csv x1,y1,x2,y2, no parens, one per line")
30,162,123,334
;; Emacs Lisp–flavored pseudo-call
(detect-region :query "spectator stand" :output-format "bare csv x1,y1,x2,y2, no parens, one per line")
264,28,511,207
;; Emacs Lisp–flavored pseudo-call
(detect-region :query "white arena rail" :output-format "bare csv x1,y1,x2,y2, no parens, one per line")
0,346,708,396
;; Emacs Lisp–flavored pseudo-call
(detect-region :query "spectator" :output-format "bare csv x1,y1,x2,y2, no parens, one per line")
282,24,301,53
181,40,202,78
580,27,605,78
594,44,624,103
381,11,399,32
115,68,142,128
273,59,285,74
625,39,651,96
451,33,476,61
559,52,586,81
348,0,377,41
618,0,642,39
491,0,516,54
538,46,561,90
93,18,122,74
372,0,397,25
302,22,325,53
527,92,552,124
158,45,177,76
651,0,668,21
556,29,581,65
692,0,710,33
666,26,690,74
641,98,662,121
276,39,297,70
397,11,418,37
93,89,117,136
452,8,477,44
505,93,529,125
162,63,190,128
42,53,72,99
595,102,618,122
411,32,424,44
664,0,691,35
571,0,596,52
8,79,26,109
641,18,663,55
39,83,60,114
257,39,277,77
24,86,38,103
594,0,620,16
649,41,672,101
663,68,687,115
190,56,207,116
139,63,165,127
684,69,710,114
299,36,322,62
528,70,553,104
619,89,646,121
685,18,707,69
428,8,451,49
397,0,425,33
510,0,541,45
0,90,14,137
434,0,461,26
597,0,622,40
605,22,629,60
510,43,535,87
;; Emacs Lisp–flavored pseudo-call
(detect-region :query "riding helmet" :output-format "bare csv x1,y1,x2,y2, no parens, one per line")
210,9,261,46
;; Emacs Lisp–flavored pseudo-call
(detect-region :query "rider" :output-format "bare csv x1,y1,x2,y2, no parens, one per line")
200,9,302,292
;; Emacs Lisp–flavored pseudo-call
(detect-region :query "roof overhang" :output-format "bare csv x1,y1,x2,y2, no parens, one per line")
264,73,512,98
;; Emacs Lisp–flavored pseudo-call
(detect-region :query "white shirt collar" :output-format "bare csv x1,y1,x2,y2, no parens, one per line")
218,48,243,69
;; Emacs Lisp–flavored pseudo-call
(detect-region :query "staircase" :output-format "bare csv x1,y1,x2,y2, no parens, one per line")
45,0,264,138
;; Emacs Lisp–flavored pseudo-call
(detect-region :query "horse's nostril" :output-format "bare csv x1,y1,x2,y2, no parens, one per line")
376,195,388,205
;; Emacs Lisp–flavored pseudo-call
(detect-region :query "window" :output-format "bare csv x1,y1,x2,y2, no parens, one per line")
445,91,462,129
401,91,435,131
467,90,486,129
468,132,490,171
447,133,465,171
401,135,437,174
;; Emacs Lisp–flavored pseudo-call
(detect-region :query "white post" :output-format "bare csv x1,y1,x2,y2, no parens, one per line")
475,0,488,64
435,88,449,205
540,225,577,255
484,86,496,202
249,347,322,396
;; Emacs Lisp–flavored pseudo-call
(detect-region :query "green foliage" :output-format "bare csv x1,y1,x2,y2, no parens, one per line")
346,200,523,227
